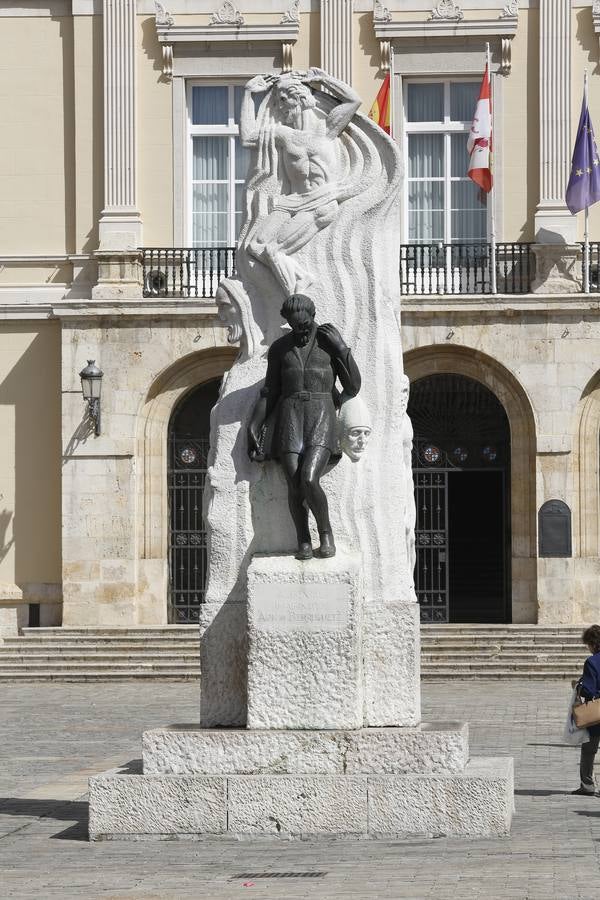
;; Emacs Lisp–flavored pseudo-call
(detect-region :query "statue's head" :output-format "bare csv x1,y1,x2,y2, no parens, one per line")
281,293,316,347
273,74,316,124
339,394,372,462
216,284,243,344
399,374,410,414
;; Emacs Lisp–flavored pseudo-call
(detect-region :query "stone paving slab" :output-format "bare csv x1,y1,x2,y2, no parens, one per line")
2,681,600,898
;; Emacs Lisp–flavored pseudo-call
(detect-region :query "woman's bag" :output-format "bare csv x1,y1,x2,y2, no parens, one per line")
564,687,590,744
573,685,600,729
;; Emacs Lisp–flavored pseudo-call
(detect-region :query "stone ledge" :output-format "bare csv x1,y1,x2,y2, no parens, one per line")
88,757,513,840
142,723,469,776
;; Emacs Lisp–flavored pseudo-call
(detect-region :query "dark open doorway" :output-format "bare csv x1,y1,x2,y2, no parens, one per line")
167,378,221,624
408,373,511,624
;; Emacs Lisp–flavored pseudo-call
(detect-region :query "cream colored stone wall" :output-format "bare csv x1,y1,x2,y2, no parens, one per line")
61,315,235,626
0,16,71,254
503,9,538,242
138,16,173,247
402,304,600,625
0,321,62,622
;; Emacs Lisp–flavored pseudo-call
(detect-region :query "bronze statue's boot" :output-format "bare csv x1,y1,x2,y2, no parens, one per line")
295,542,313,561
317,531,336,558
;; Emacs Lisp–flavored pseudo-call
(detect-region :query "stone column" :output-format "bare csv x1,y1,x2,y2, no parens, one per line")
320,0,353,85
97,0,142,253
534,0,576,244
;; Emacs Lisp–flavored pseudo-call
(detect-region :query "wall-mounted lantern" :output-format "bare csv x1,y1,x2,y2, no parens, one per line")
79,359,103,436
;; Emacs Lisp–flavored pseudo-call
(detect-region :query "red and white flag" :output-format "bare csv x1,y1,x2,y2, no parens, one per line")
467,65,493,193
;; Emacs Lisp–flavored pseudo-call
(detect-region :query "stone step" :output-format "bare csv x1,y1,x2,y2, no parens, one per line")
2,639,199,649
0,652,199,662
0,671,201,682
0,660,199,672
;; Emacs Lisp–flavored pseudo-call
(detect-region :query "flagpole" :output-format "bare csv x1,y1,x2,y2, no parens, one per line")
584,69,590,294
487,42,497,295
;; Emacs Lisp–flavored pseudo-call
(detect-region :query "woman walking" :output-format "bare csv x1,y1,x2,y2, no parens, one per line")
573,625,600,796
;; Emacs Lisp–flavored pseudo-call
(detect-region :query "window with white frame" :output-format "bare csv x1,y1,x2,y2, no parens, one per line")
404,80,487,244
187,83,253,247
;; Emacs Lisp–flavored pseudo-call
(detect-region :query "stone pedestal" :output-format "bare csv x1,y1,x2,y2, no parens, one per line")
247,553,362,729
89,724,514,839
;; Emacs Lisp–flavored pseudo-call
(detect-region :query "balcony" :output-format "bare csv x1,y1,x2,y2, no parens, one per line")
141,247,236,299
139,242,600,300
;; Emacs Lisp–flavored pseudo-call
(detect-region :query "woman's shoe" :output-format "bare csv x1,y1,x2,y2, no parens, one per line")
317,532,336,558
571,786,597,796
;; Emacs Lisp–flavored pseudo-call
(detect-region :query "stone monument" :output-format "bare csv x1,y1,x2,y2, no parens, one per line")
88,69,514,840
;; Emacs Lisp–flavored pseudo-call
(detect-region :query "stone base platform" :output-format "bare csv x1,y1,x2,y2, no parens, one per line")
88,725,514,840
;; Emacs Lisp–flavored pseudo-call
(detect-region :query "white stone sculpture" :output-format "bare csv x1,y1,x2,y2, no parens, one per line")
88,69,514,842
338,394,372,462
239,69,364,295
202,68,418,728
429,0,464,21
400,374,417,578
210,1,244,26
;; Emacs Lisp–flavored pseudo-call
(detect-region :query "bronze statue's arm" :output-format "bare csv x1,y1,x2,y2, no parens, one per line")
303,68,361,138
318,324,361,398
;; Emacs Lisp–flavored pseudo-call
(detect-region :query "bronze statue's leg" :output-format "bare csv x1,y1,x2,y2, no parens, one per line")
281,452,312,559
299,446,335,558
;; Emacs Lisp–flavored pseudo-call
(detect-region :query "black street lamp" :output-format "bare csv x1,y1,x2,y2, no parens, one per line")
79,359,103,436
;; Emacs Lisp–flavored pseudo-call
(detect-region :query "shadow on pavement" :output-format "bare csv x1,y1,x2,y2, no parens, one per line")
514,789,575,796
0,797,89,841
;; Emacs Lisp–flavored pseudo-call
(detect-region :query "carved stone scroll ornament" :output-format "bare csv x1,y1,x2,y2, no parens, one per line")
280,0,300,25
500,36,512,75
429,0,464,21
282,40,294,72
210,1,244,26
161,44,173,80
373,0,392,23
154,0,174,26
500,0,518,18
379,39,391,72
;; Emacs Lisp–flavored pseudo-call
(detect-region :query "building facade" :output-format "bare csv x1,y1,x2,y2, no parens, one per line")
2,0,600,632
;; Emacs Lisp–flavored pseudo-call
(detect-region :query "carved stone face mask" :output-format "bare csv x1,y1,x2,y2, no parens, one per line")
342,425,372,462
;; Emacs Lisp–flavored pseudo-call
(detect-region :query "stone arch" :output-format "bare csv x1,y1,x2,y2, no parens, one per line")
137,346,237,568
403,344,538,623
574,370,600,558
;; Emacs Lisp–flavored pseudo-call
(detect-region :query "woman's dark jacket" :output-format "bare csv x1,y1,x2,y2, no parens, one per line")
579,651,600,737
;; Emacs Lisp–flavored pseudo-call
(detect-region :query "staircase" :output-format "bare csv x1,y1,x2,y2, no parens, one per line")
0,624,590,681
0,627,200,682
421,624,588,680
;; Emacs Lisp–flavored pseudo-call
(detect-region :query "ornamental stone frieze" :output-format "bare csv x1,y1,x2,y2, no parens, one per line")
429,0,463,23
153,1,300,75
210,1,244,26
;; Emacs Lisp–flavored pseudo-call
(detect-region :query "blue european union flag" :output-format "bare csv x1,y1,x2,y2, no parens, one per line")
566,91,600,214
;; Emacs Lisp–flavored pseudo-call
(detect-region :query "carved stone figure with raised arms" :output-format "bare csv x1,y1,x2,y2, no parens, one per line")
240,68,361,294
248,294,361,560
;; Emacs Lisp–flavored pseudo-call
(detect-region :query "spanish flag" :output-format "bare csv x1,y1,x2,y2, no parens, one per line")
368,73,391,135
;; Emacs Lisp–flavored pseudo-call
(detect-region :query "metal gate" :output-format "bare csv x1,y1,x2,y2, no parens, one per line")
414,469,449,623
168,435,210,623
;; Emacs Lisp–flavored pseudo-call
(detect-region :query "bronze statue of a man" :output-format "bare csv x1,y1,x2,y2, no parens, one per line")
248,294,361,560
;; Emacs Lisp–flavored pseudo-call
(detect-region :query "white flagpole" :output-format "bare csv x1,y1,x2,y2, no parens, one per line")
487,42,497,295
584,69,590,294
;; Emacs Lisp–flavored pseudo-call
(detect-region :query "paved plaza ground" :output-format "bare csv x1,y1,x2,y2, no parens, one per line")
2,680,600,899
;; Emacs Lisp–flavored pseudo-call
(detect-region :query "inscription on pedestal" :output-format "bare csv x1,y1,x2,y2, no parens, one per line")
254,583,350,633
247,553,363,729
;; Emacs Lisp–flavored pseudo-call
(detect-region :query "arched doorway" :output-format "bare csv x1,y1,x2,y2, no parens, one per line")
167,378,221,623
408,374,511,624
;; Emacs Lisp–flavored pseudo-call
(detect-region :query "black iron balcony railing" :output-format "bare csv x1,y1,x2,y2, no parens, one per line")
400,242,534,295
141,247,236,298
141,242,534,299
